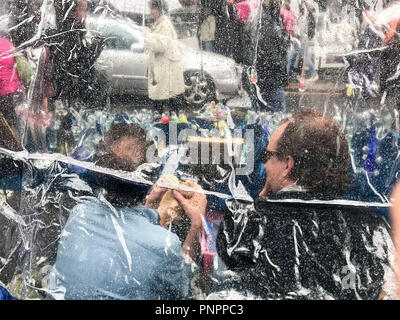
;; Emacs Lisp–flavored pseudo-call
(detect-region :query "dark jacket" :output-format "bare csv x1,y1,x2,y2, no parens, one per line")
255,2,289,91
216,191,393,300
43,27,107,106
379,24,400,104
307,10,316,40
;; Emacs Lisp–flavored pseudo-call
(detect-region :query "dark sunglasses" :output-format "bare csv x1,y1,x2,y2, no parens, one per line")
260,149,279,163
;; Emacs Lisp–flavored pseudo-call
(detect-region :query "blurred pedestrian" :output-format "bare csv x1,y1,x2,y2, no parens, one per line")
378,8,400,110
280,0,295,37
286,0,319,82
346,9,381,105
44,0,108,154
255,0,289,113
200,5,216,52
144,0,185,112
49,0,108,108
0,35,24,147
214,0,240,60
8,0,42,48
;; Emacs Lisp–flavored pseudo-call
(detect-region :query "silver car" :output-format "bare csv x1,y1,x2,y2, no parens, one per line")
86,16,243,106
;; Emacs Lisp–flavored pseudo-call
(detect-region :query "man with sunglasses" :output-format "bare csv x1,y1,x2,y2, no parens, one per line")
213,109,394,300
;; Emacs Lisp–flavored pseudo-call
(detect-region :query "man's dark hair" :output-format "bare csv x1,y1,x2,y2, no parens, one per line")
275,109,352,198
151,0,169,14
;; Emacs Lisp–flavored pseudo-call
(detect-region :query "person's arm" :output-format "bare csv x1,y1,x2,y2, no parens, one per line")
390,181,400,299
181,224,202,262
173,190,207,262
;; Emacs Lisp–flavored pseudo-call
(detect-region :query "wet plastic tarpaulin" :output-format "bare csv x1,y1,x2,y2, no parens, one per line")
0,0,399,300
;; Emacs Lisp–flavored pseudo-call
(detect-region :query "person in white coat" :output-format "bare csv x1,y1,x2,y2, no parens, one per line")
200,5,216,52
143,0,185,112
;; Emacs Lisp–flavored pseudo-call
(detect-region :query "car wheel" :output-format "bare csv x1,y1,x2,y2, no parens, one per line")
183,71,215,106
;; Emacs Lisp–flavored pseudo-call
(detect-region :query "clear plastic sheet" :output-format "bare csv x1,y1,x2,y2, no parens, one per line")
0,0,398,300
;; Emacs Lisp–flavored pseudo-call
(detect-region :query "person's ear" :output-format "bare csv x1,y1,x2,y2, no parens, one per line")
284,155,294,177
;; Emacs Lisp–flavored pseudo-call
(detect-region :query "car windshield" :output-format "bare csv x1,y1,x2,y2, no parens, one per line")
86,17,141,50
0,0,399,303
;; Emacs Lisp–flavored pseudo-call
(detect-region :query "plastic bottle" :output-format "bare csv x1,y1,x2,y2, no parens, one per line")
246,110,257,125
258,113,270,138
47,118,61,153
141,109,153,128
160,114,170,124
57,126,76,156
46,101,67,152
170,111,179,123
364,126,377,173
240,142,247,166
178,112,188,123
375,103,393,140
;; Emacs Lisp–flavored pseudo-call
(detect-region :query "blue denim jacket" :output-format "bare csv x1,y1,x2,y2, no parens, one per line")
48,202,190,300
0,285,17,300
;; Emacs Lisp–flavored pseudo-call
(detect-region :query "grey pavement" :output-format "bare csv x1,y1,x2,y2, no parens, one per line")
108,77,348,116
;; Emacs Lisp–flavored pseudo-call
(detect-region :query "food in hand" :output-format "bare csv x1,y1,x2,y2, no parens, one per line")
157,175,201,227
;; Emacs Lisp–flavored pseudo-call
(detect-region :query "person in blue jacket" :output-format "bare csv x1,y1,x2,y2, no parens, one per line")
47,123,206,300
0,284,17,300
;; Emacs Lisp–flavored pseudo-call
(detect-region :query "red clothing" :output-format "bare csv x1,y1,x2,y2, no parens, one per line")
280,7,296,36
0,38,21,96
235,0,258,22
383,18,400,44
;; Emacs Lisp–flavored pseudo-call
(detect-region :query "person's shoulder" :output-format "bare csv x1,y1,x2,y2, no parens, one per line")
154,15,176,36
123,206,182,252
123,205,160,225
70,200,106,217
254,197,391,236
226,198,255,211
349,205,391,227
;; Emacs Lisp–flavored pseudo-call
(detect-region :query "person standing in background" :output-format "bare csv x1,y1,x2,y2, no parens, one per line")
46,0,108,155
255,0,289,113
51,0,107,107
8,0,42,48
143,0,185,113
280,0,296,38
0,35,23,145
200,5,216,52
286,0,319,82
379,5,400,111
